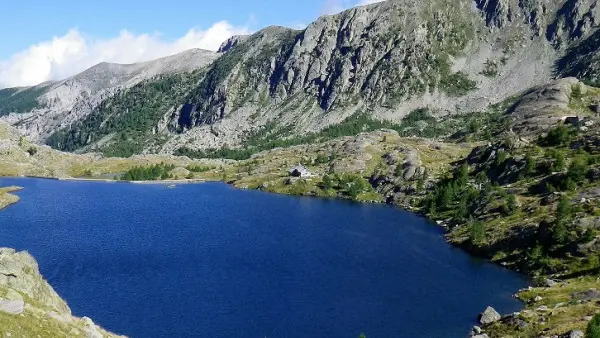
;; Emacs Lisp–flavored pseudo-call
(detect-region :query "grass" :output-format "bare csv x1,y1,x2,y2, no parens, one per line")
487,277,600,336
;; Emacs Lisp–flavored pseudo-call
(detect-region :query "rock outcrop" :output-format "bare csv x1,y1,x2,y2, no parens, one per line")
0,248,124,337
479,306,502,325
506,77,588,135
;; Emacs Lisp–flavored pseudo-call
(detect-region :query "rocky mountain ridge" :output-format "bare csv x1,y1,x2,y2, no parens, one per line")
3,0,600,156
0,48,218,143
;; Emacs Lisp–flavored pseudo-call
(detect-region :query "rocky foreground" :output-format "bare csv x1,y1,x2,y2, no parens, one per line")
0,247,124,337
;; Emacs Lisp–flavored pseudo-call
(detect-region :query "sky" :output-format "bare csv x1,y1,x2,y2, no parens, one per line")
0,0,383,88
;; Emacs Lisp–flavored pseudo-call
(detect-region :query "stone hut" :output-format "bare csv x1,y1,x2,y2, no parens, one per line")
289,164,311,178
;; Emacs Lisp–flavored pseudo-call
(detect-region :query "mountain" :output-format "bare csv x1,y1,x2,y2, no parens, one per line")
0,49,218,143
3,0,600,157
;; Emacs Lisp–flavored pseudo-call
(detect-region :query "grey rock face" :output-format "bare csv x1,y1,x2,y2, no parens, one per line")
218,35,250,53
479,306,502,325
162,0,600,151
507,77,583,135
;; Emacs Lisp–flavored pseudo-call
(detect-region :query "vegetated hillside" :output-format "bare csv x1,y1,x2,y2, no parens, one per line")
0,49,218,143
36,0,600,156
46,70,207,158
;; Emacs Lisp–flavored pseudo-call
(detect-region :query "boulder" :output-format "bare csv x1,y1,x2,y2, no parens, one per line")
479,306,501,325
168,167,191,179
543,279,558,287
588,167,600,181
562,330,584,338
0,299,24,314
382,152,399,165
81,317,103,338
472,335,490,338
572,289,600,301
502,314,529,328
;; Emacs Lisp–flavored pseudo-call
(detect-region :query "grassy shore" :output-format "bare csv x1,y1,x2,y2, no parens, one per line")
0,186,22,210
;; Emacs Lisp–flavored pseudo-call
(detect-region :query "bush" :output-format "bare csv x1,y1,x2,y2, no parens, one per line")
439,71,477,97
567,156,589,183
468,218,486,245
524,153,536,176
540,125,575,147
186,164,213,173
549,150,566,172
121,163,175,181
504,194,518,215
587,314,600,338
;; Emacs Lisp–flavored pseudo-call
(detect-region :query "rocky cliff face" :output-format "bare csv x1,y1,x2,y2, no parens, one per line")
160,0,600,151
4,0,600,155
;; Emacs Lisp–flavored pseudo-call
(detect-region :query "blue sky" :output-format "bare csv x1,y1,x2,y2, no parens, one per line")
0,0,324,59
0,0,382,88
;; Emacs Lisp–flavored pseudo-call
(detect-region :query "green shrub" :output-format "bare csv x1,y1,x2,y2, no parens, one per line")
186,164,213,173
504,194,518,215
121,163,175,181
568,156,589,183
439,71,477,97
468,218,486,245
587,314,600,338
539,125,575,147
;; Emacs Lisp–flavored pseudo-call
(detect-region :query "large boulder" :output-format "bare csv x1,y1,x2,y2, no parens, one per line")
479,306,502,325
0,299,24,314
507,77,583,136
572,289,600,301
562,330,584,338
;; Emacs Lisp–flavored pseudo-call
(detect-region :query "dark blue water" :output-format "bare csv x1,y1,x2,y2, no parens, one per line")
0,178,527,338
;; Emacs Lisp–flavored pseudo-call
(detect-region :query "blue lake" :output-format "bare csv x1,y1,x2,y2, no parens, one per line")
0,178,528,337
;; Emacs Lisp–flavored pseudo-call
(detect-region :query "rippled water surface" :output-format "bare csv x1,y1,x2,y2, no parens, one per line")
0,178,527,338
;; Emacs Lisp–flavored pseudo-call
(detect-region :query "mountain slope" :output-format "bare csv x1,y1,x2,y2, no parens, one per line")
157,0,600,151
0,49,218,143
4,0,600,158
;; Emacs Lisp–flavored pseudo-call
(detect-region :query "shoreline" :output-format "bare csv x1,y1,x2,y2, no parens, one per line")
0,186,23,211
1,176,207,185
60,177,207,184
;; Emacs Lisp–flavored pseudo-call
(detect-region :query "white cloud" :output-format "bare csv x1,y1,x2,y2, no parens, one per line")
321,0,385,15
0,21,249,88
